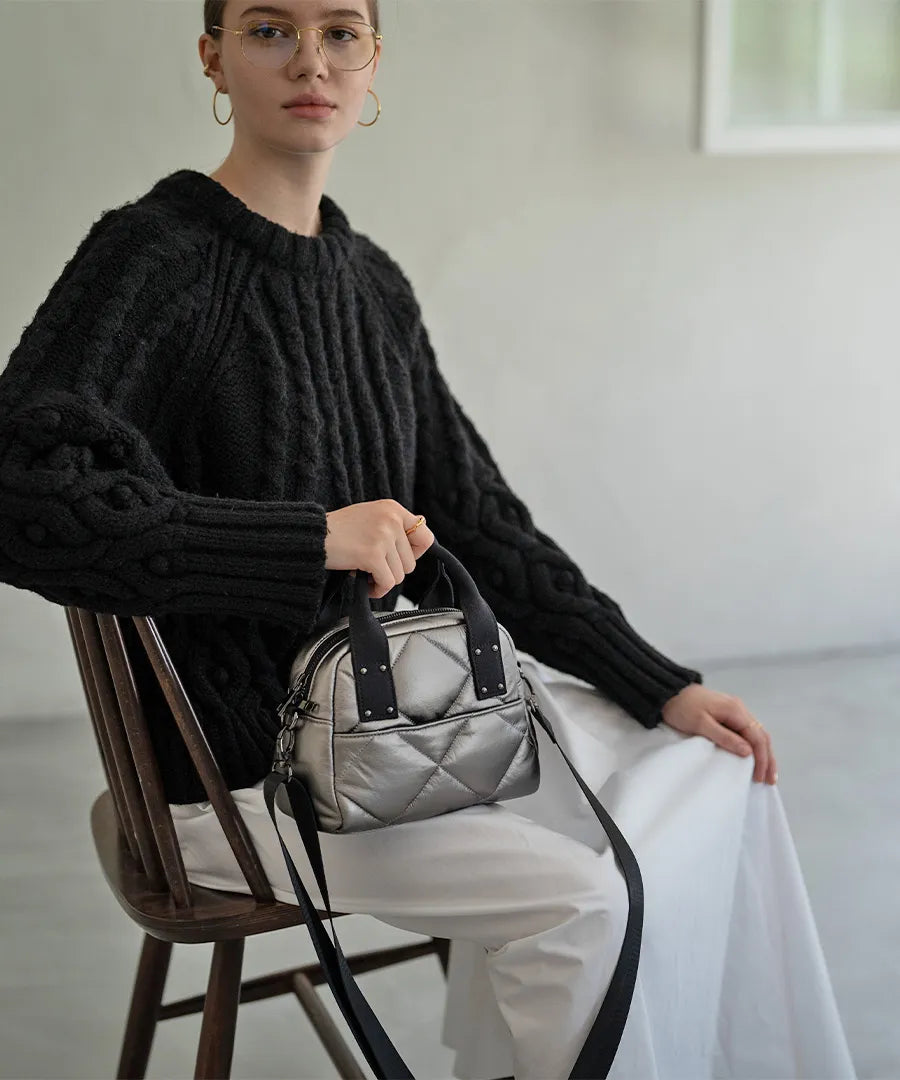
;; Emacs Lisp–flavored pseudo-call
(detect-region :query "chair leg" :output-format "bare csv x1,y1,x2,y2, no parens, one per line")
194,938,246,1080
116,933,173,1080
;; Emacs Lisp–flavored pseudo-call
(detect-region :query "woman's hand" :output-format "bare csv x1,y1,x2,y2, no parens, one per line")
660,684,778,785
324,499,435,599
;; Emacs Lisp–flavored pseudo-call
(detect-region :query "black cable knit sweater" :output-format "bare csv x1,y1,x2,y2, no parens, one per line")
0,168,703,803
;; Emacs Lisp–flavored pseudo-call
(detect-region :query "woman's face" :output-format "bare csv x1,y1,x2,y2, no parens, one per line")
203,1,381,153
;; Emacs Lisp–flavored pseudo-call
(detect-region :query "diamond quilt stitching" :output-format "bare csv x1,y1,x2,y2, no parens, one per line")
340,704,529,826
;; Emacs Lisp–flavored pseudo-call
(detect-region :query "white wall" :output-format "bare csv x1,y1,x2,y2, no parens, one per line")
2,0,899,720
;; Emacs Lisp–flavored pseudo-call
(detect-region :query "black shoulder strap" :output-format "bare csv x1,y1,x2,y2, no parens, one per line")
260,684,644,1079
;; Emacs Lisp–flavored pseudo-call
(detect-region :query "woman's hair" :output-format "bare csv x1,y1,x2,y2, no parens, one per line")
203,0,380,38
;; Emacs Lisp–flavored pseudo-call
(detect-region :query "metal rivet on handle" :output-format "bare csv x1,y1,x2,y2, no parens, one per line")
360,667,367,674
475,648,481,655
492,644,499,651
379,663,386,671
387,706,393,713
364,709,371,716
498,683,504,689
481,686,487,693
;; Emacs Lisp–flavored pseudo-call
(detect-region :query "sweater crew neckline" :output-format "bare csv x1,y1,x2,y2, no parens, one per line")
147,168,355,274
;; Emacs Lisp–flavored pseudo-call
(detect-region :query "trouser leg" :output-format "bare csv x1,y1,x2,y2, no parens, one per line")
372,822,629,1080
172,793,629,1080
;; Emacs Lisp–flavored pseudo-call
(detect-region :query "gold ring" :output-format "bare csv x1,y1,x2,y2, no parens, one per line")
405,515,426,536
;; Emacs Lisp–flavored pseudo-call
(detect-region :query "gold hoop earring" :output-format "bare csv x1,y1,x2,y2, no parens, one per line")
202,63,232,126
357,87,381,127
212,86,233,126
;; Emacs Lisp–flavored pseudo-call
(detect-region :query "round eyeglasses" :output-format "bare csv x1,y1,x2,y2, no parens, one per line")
212,18,381,72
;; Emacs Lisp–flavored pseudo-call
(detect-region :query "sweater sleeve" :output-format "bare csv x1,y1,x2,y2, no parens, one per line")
408,318,703,728
0,212,330,632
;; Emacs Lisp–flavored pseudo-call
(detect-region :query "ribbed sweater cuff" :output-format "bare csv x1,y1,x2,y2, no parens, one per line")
558,603,704,727
160,493,330,626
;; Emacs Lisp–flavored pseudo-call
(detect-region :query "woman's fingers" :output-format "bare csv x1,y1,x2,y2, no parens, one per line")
716,697,777,785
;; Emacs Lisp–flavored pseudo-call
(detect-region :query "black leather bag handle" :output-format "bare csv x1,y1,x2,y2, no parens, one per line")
321,547,456,627
346,542,507,724
416,549,456,608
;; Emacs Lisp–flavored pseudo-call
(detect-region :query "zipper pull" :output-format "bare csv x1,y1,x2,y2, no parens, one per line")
277,674,313,722
276,696,296,723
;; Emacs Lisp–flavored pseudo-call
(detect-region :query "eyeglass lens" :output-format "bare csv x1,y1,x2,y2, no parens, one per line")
241,18,376,70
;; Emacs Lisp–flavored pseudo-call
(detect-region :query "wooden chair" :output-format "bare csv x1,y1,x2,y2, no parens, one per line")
64,604,453,1079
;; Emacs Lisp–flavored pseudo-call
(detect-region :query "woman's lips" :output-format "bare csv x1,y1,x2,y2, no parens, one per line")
285,104,336,118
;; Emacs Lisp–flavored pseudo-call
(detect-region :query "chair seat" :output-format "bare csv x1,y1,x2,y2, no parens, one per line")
91,789,352,945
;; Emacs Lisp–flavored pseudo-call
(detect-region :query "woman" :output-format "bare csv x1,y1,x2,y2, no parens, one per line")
0,2,855,1077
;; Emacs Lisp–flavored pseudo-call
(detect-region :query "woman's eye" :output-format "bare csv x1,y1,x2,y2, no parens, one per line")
250,23,287,39
326,26,358,42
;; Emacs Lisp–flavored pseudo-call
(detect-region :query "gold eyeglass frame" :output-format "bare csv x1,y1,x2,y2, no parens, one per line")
211,18,383,71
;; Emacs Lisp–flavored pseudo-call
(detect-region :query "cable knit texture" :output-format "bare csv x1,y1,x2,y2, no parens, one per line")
0,168,702,803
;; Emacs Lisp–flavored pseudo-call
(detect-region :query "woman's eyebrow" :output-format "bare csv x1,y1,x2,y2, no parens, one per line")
238,5,370,21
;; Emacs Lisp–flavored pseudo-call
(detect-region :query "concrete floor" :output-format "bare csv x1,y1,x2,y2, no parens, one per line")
1,646,896,1080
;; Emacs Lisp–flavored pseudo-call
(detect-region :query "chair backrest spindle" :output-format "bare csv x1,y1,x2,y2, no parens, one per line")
96,613,193,907
65,605,278,908
129,615,276,903
72,608,168,892
64,607,139,862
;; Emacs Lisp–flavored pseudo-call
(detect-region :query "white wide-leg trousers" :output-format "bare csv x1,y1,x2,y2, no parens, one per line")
169,654,856,1080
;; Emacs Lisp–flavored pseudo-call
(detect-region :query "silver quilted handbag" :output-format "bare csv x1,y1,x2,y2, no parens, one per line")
263,540,643,1080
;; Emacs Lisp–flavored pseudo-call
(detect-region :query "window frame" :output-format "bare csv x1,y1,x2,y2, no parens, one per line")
700,0,900,154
